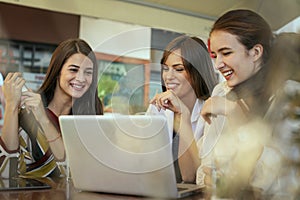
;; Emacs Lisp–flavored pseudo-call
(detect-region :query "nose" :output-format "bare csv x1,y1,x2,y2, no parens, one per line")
76,71,85,82
214,57,225,70
164,68,175,79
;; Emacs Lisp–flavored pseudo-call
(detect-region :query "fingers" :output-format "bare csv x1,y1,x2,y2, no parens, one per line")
200,97,214,124
201,114,212,124
150,91,173,111
200,107,213,124
3,73,27,109
201,96,232,124
6,72,22,81
150,90,184,114
21,92,42,111
4,72,26,89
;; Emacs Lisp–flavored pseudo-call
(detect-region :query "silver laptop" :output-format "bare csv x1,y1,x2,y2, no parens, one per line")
0,177,51,191
59,114,203,198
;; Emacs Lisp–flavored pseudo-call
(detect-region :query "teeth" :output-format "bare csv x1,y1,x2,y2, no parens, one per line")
72,84,84,89
223,70,233,76
167,83,177,89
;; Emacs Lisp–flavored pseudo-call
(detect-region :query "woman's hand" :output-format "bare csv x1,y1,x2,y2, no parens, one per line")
201,96,239,124
3,72,25,109
149,90,187,114
2,72,28,150
201,96,249,125
21,90,48,121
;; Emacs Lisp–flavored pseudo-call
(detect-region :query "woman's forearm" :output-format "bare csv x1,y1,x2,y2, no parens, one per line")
1,105,20,150
175,112,201,183
178,138,201,183
38,115,65,161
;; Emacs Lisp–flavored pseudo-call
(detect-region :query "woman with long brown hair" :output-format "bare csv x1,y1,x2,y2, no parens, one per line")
0,38,103,178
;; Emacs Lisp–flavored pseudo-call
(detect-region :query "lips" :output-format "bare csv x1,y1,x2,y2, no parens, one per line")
70,83,85,90
166,83,178,90
222,70,233,80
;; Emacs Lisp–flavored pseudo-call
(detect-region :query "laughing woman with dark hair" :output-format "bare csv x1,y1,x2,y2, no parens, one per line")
197,9,299,198
0,38,103,178
147,35,218,183
196,9,278,198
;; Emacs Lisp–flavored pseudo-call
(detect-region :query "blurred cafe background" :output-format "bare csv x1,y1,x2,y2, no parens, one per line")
0,0,299,128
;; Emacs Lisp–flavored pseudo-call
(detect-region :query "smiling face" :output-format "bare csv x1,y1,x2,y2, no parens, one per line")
210,30,262,87
58,53,94,99
162,49,196,100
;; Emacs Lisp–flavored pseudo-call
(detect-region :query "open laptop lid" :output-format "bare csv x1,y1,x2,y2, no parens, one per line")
59,115,183,198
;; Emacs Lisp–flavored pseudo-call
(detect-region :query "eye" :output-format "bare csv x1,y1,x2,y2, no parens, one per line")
162,65,169,71
222,51,232,56
175,67,185,72
85,70,93,76
69,67,79,72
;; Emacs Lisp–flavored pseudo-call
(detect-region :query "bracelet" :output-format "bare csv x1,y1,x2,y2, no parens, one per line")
47,134,61,143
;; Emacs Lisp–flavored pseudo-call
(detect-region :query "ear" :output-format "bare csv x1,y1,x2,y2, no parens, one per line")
250,44,263,62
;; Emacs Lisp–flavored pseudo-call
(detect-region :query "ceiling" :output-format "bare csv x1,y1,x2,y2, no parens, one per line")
120,0,300,31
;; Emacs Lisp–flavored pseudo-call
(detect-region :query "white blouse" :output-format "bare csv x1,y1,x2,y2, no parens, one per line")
196,82,282,194
146,98,205,143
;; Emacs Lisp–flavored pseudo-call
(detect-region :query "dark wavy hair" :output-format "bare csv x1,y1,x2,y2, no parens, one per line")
160,35,218,100
210,9,274,65
38,38,103,115
210,9,284,117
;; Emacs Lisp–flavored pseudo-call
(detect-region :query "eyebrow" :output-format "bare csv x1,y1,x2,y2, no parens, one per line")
217,47,232,52
69,64,93,70
69,64,80,68
171,63,184,67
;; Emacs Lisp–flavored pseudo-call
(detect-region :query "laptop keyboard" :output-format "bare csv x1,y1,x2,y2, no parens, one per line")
177,187,188,192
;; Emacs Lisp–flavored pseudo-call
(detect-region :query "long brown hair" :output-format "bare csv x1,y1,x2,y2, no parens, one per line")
160,35,218,100
38,38,103,115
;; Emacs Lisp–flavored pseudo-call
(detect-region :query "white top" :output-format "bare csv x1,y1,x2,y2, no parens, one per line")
196,81,282,193
146,98,205,142
0,73,3,86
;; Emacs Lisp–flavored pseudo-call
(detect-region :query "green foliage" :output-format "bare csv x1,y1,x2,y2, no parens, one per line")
97,74,119,101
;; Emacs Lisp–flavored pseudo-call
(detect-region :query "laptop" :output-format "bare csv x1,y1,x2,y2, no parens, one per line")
59,114,204,198
0,177,51,191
